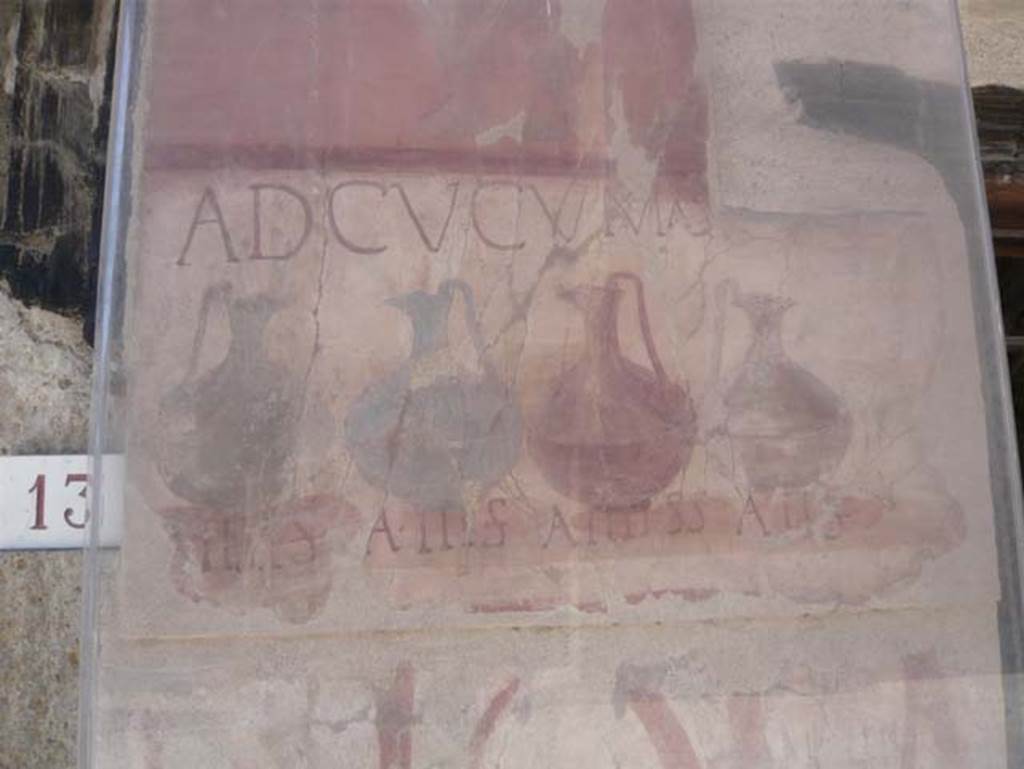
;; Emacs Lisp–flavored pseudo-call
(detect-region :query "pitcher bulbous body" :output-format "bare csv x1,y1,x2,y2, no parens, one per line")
528,272,697,509
344,280,522,513
158,289,300,508
725,293,851,492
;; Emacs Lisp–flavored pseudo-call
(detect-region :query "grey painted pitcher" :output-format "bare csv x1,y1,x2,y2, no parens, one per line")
345,279,522,514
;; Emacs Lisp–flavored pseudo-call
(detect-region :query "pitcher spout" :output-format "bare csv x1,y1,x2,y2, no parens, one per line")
385,288,456,358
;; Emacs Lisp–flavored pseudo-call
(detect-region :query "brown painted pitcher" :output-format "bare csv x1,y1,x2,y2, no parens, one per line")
528,272,696,509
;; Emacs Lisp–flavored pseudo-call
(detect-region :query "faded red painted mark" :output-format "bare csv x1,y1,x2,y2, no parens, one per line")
901,651,964,768
376,663,416,769
469,678,521,769
370,667,519,769
603,0,705,198
470,598,560,614
628,692,703,769
142,711,164,769
624,587,719,606
471,598,608,614
727,695,771,766
837,496,886,532
158,494,359,623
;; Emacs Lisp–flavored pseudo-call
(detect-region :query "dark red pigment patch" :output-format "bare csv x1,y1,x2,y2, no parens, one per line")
145,0,706,192
603,0,706,197
624,587,719,606
157,494,359,623
469,678,521,769
470,598,608,615
627,690,703,769
375,663,416,769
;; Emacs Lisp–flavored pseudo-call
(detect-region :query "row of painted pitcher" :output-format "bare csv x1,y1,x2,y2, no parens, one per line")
157,273,851,512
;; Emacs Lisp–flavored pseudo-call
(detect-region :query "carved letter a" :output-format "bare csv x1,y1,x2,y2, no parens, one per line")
178,187,238,265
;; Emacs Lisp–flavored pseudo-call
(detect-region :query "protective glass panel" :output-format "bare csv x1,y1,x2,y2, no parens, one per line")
82,1,1024,767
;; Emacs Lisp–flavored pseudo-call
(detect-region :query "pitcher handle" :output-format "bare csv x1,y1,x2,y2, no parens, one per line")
608,272,670,387
183,282,231,383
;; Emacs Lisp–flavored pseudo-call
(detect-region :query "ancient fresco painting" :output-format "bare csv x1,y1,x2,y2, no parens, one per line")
98,611,1008,767
91,0,1015,767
